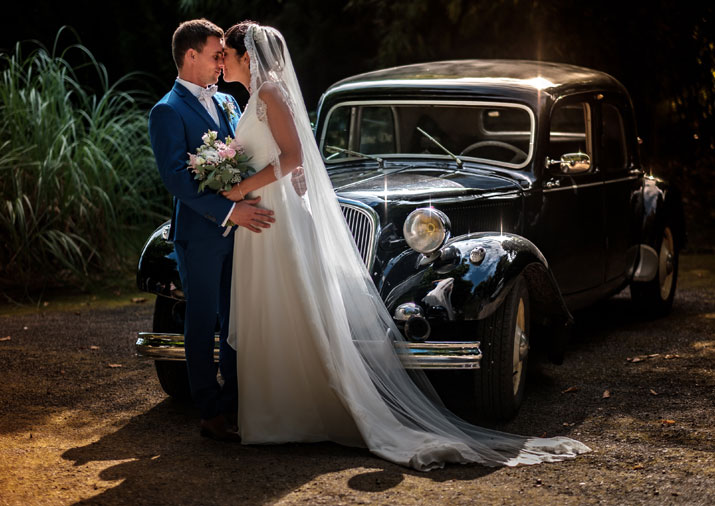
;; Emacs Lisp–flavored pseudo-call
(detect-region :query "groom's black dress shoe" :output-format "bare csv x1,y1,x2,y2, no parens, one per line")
224,412,238,433
200,414,241,442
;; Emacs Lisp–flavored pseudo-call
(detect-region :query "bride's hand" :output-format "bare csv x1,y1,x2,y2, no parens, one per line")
221,183,245,202
291,166,307,196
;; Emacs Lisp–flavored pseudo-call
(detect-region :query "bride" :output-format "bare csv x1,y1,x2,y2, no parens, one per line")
220,21,590,471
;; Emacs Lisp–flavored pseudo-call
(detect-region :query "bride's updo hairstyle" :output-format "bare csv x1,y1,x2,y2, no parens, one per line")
225,21,286,74
224,20,255,56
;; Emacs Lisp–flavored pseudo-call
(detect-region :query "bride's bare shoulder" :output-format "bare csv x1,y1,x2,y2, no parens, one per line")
258,83,287,104
257,83,291,118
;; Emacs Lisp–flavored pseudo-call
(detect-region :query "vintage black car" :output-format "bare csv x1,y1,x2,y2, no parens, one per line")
136,60,684,420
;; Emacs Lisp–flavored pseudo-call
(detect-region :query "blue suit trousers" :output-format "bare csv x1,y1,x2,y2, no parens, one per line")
174,236,237,419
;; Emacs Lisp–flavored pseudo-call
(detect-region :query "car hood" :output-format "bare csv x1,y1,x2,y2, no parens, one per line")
329,164,524,202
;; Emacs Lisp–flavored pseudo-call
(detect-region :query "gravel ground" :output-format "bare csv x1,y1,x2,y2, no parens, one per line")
0,255,713,505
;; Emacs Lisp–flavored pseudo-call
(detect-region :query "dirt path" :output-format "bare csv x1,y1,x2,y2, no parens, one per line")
0,256,713,505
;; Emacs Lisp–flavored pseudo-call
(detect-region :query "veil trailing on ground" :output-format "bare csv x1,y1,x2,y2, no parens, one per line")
243,24,590,470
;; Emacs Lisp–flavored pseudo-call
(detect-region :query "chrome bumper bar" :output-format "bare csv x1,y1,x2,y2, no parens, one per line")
136,332,481,370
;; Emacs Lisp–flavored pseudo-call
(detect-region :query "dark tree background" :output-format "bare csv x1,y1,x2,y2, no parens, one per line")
2,0,713,248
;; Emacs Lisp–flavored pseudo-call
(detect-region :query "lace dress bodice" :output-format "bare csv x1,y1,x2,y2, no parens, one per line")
234,90,282,180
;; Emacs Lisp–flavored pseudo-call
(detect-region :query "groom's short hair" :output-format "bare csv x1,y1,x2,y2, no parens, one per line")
172,19,224,70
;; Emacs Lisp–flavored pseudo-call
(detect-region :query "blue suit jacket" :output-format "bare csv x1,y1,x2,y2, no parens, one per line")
149,81,241,241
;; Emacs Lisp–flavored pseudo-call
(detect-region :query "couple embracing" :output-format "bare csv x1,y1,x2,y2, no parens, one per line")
149,18,590,471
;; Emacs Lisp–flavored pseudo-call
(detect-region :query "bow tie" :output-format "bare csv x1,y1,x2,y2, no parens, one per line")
199,85,218,102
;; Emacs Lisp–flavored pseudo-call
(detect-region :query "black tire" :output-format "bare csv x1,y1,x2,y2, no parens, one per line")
472,275,530,421
631,222,679,319
154,360,191,401
152,295,191,401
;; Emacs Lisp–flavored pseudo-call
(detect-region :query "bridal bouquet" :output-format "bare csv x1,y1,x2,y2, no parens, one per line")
187,130,253,193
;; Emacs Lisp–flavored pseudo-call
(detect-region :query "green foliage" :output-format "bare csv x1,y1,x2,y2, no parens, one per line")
0,28,169,292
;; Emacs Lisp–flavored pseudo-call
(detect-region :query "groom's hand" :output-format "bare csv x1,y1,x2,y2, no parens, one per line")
229,197,275,233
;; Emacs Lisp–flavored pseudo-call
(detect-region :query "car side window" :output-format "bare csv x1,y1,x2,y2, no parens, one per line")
600,103,628,172
548,101,592,161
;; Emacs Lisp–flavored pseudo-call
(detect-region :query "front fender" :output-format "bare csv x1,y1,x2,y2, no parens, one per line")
383,233,572,324
136,221,184,300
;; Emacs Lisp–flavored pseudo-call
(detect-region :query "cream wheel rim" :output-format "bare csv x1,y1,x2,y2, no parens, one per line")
512,298,528,395
659,226,675,300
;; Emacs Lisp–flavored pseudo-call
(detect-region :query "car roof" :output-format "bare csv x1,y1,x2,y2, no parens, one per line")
323,59,627,103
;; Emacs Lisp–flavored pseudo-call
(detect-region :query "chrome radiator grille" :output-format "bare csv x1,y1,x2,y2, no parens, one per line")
340,201,378,270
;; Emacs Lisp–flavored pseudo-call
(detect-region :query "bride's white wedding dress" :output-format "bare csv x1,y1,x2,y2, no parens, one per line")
226,24,590,471
229,87,364,447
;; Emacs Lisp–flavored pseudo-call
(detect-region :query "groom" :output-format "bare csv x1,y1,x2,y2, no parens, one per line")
149,18,275,440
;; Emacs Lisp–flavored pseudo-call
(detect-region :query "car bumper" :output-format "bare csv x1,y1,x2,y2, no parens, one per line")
135,332,481,370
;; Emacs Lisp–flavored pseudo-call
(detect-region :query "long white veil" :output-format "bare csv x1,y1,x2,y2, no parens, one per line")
244,24,590,470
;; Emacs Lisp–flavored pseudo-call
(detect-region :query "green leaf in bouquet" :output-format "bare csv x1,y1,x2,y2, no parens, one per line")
207,179,224,191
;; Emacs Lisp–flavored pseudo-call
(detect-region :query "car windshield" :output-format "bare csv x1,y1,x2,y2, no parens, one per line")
320,101,534,169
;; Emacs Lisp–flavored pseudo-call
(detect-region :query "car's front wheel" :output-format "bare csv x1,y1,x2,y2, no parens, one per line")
472,275,530,421
152,295,191,401
631,222,679,318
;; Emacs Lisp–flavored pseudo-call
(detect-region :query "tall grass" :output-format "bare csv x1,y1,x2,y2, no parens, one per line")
0,28,168,292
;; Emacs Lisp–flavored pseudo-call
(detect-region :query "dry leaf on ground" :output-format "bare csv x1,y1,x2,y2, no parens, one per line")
562,386,580,394
650,389,659,396
0,336,11,342
602,389,611,398
107,363,123,368
628,354,681,363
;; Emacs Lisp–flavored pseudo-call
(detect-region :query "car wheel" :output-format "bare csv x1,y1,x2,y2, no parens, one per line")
631,222,679,318
473,275,530,421
154,360,191,401
152,295,191,401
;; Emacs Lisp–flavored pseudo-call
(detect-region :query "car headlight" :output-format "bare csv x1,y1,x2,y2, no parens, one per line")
403,208,451,254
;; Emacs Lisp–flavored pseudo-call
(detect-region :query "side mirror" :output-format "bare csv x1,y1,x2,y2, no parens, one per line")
546,152,591,174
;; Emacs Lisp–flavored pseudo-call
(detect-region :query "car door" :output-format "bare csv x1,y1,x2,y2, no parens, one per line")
596,95,642,284
538,95,605,298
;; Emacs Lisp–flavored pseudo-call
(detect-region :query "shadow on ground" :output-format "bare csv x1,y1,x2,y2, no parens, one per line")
61,399,495,504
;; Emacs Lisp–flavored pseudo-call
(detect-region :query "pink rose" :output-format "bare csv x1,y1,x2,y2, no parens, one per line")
228,138,244,154
219,147,236,159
